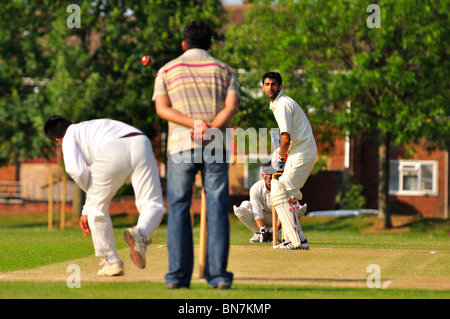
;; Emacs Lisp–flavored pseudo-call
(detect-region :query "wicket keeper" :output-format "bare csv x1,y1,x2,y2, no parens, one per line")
234,161,307,246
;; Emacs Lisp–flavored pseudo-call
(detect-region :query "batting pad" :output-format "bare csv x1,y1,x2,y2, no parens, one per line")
270,179,301,247
233,204,259,234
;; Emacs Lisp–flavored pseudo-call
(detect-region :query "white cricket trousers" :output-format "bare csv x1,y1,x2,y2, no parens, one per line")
279,148,317,199
83,135,165,257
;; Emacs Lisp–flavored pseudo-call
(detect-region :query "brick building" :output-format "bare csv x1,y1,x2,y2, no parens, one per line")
299,134,449,218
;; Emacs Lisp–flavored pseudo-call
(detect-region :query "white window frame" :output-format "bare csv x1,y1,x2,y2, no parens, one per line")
389,160,438,196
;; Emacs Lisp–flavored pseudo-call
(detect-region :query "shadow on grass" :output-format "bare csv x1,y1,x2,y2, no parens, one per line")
405,218,449,235
301,215,375,232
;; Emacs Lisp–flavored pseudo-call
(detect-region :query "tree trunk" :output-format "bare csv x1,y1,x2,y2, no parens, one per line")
378,133,393,229
15,161,20,182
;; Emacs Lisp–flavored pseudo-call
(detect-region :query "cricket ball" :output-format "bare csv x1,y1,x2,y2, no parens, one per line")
141,55,152,66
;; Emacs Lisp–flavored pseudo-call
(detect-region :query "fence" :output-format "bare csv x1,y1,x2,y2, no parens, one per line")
0,181,36,201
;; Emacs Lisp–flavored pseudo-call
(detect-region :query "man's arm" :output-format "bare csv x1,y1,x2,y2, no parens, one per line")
155,94,210,135
155,95,196,129
279,132,291,158
210,93,239,129
249,183,265,224
255,219,265,229
61,132,90,193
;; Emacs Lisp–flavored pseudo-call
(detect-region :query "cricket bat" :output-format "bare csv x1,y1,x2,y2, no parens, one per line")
199,189,207,279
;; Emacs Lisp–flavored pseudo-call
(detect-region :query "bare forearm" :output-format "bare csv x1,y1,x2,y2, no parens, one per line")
256,219,265,230
280,133,290,157
210,94,239,129
155,96,196,128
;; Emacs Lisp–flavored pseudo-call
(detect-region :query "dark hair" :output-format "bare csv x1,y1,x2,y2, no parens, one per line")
183,20,212,50
44,115,73,141
261,72,282,86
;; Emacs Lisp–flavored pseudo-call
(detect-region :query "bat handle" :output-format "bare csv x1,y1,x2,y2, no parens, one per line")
199,189,207,279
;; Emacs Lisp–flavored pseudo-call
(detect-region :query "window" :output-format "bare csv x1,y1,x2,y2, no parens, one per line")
389,160,438,196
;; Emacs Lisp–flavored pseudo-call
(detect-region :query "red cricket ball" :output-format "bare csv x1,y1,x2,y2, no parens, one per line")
141,55,152,66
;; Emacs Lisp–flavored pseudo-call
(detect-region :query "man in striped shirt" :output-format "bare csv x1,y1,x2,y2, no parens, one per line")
153,20,240,289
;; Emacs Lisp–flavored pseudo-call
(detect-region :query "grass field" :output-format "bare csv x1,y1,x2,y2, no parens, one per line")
0,211,449,301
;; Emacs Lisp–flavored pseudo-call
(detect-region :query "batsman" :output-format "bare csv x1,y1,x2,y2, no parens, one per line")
262,72,317,250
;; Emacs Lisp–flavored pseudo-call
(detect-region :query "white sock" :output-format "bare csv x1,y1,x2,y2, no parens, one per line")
106,254,120,264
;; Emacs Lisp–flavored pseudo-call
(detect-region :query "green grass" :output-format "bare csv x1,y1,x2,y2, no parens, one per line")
0,212,449,299
0,281,448,299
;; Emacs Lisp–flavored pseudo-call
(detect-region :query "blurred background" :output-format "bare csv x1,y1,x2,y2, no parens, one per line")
0,0,448,229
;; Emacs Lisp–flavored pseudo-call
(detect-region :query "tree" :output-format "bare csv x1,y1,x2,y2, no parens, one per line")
0,1,60,174
42,1,224,151
0,1,225,215
218,0,449,228
1,1,226,166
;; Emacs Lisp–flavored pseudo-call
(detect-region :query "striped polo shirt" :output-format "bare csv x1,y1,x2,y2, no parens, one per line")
152,48,239,155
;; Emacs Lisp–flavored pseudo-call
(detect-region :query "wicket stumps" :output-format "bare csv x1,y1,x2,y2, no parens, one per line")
47,174,67,230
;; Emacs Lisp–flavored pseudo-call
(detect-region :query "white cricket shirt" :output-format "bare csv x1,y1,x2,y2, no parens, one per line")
269,92,317,158
61,119,142,192
249,179,272,220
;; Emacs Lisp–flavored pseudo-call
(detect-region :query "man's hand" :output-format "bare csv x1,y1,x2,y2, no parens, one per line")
259,226,270,243
271,147,289,170
191,120,211,141
278,153,288,169
79,215,90,237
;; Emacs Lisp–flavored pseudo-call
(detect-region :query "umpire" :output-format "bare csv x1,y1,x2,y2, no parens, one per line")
153,20,240,289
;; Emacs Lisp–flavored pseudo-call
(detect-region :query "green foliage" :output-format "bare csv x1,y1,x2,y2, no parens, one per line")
216,0,448,227
0,1,225,165
218,0,449,154
0,1,59,165
334,171,367,210
336,183,367,210
1,0,448,174
44,1,225,159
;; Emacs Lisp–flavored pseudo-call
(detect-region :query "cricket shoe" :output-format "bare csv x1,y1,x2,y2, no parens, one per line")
299,238,310,250
249,233,261,243
97,259,124,277
123,227,152,269
273,241,299,250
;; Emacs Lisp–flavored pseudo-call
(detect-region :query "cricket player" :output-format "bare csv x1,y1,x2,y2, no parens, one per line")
262,72,317,250
234,161,307,246
44,115,166,276
234,162,278,243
